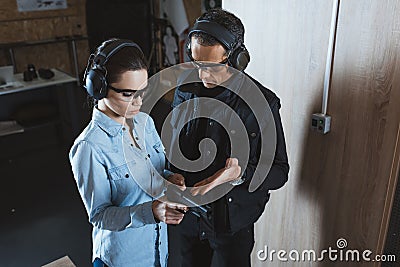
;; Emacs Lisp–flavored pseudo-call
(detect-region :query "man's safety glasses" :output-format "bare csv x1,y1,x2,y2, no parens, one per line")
191,59,228,72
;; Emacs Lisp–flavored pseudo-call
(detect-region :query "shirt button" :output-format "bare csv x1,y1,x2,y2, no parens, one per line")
201,231,206,237
125,174,129,178
206,151,211,155
230,129,236,134
209,122,214,126
228,197,233,203
159,241,162,245
122,127,126,131
130,144,134,146
135,137,139,140
250,132,257,138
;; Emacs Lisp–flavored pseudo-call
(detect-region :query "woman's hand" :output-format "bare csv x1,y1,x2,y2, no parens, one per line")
167,173,186,190
152,196,187,224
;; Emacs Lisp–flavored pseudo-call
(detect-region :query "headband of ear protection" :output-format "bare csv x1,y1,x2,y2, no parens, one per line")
83,39,143,100
186,20,250,71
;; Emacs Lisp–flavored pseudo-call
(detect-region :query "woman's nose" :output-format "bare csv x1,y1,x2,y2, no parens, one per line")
132,96,143,105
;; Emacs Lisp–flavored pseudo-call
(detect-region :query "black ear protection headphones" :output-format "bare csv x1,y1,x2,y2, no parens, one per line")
83,39,143,100
186,20,250,71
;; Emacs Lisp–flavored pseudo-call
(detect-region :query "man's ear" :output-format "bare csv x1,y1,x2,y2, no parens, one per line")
226,61,234,74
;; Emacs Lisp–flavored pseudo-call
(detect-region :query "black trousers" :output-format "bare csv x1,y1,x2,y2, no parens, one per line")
168,223,255,267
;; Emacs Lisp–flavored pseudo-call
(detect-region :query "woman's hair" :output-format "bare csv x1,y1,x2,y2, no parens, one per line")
96,38,148,84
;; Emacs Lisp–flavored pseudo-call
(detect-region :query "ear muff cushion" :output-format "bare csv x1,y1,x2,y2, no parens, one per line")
85,67,108,100
235,49,250,71
228,45,250,71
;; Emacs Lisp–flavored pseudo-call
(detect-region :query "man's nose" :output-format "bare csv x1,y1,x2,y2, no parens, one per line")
198,68,210,79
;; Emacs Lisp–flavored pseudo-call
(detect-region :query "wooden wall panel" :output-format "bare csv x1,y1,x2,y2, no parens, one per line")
0,0,88,75
183,0,202,26
0,16,86,43
0,0,78,22
327,0,400,260
224,1,333,266
224,0,400,266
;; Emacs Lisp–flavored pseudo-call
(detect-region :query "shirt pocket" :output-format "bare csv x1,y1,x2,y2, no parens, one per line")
244,114,261,161
153,142,165,153
150,141,166,173
108,160,138,196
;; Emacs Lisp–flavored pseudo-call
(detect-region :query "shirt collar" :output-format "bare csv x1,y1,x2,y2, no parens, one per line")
92,107,136,137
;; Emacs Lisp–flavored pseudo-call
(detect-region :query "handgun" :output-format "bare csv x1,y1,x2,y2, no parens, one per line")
165,184,211,218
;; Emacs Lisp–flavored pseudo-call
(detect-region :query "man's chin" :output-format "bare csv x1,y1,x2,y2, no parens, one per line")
202,81,217,88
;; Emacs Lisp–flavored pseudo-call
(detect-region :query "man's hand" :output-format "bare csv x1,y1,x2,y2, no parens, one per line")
167,173,186,190
190,158,241,196
152,196,187,224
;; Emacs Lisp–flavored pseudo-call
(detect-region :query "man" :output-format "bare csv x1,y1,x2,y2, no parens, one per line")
166,8,289,267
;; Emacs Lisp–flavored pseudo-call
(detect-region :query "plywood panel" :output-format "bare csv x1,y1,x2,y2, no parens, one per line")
0,0,79,22
0,16,86,43
0,0,88,75
224,0,400,266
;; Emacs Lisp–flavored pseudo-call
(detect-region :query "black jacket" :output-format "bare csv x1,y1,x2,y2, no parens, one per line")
166,70,289,233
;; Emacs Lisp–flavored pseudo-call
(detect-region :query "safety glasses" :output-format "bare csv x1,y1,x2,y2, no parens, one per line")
191,59,229,72
108,85,147,102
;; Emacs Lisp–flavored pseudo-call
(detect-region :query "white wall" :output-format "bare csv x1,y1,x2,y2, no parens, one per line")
223,1,400,266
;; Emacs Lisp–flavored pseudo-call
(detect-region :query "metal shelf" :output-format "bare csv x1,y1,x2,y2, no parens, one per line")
0,35,88,86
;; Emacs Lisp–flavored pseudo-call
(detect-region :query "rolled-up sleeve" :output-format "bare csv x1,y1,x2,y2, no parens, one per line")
69,140,156,231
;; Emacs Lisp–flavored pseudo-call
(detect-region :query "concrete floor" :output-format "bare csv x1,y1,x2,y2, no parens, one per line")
0,142,92,266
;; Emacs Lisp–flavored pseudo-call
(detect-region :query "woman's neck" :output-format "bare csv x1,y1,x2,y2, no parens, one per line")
97,100,124,125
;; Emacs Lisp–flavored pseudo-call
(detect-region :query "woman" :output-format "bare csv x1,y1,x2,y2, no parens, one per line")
69,38,186,267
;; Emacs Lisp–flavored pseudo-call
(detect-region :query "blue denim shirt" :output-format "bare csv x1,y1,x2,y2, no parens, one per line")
69,107,171,267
